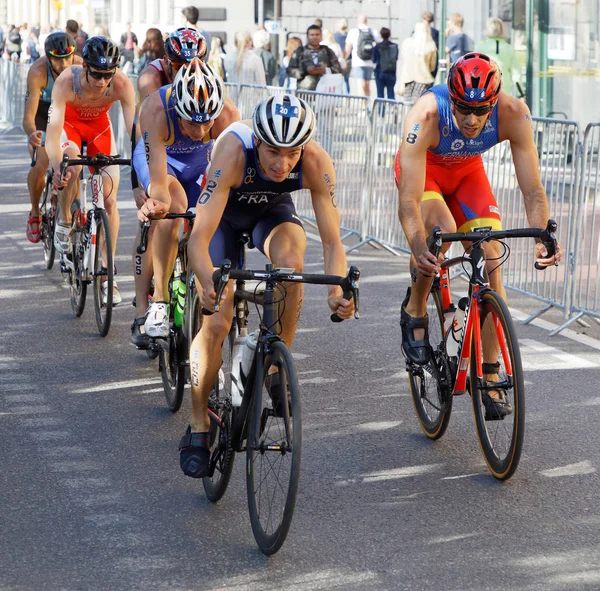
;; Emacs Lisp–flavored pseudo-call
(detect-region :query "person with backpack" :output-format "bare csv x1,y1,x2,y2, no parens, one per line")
372,27,398,102
445,13,472,65
344,15,378,97
6,25,22,60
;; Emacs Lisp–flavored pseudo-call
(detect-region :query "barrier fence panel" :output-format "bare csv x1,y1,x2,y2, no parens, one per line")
478,118,578,317
555,122,600,333
294,90,370,240
365,98,412,253
235,84,286,119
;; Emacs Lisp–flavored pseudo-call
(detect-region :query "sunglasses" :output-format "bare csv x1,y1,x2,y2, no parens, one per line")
48,46,75,58
453,101,494,117
88,69,116,80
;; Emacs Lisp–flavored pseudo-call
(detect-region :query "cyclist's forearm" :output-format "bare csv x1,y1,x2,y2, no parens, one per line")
398,198,428,256
188,242,214,289
522,185,550,231
322,242,347,296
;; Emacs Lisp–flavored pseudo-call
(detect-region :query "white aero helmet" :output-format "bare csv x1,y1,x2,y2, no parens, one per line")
172,57,225,124
252,94,316,148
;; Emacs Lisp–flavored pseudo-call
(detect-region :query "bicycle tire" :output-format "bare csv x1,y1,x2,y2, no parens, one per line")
158,328,186,412
203,323,236,502
40,177,56,270
69,209,87,317
470,290,525,480
246,340,301,555
407,286,453,439
92,209,113,337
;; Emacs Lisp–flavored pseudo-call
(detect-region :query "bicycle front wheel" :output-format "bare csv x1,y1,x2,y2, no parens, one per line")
246,340,301,555
92,209,113,337
40,179,56,270
203,323,236,502
69,214,87,317
408,285,453,439
471,290,525,480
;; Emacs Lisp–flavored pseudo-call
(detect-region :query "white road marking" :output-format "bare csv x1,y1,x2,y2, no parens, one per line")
519,338,598,370
71,378,161,394
299,376,336,385
540,460,596,477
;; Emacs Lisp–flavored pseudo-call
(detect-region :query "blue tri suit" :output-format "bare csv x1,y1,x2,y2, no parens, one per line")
132,85,214,209
206,122,306,267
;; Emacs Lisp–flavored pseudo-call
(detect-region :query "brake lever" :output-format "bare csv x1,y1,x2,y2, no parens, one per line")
331,266,360,322
202,259,232,315
534,219,558,271
137,221,151,254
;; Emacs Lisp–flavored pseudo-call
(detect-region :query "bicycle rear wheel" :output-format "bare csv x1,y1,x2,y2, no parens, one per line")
40,177,56,270
246,340,301,555
92,209,113,337
69,211,87,317
203,323,236,502
471,290,525,480
407,285,453,439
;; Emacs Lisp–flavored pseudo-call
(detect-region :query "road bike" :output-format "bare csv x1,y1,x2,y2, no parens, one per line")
138,212,196,412
406,220,558,480
59,151,131,336
199,257,360,555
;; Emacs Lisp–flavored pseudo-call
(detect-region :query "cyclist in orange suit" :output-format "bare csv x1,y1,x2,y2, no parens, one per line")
396,52,562,417
46,36,135,306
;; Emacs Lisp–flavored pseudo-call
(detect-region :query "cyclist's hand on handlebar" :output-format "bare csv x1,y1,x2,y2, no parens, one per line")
133,187,148,210
328,294,354,320
29,131,43,148
137,198,170,222
535,240,563,268
415,247,440,277
200,280,229,314
53,168,70,188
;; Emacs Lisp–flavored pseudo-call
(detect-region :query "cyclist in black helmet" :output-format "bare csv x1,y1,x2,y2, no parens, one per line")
46,36,135,306
22,32,81,244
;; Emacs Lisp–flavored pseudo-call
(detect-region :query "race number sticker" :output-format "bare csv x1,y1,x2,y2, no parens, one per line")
275,104,299,118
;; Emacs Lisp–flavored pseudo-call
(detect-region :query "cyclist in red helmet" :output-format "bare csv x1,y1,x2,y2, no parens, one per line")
395,52,562,417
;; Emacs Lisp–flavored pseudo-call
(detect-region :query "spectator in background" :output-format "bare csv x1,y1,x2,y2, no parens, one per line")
182,6,212,52
345,15,378,97
24,29,40,63
334,19,350,93
314,19,323,29
207,36,226,80
477,17,523,98
252,28,276,85
134,27,164,75
279,36,302,88
421,11,439,79
5,25,22,59
223,31,266,86
372,27,398,102
446,13,472,65
287,24,341,91
119,22,138,66
399,21,437,102
322,28,346,73
66,19,86,55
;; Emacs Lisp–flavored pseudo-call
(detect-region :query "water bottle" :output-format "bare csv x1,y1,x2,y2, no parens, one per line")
241,331,258,379
445,297,468,358
172,259,185,328
230,335,247,407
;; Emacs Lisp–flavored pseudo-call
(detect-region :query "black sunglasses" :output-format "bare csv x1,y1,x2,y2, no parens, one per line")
453,101,494,117
88,69,116,80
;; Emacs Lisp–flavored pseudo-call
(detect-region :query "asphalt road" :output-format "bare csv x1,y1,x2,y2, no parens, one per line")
2,130,600,591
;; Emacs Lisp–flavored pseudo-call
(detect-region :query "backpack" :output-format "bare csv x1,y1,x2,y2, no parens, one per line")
378,42,398,74
357,29,375,61
8,29,21,45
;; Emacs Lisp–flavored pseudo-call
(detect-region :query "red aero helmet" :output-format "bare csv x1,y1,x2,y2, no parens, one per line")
448,53,502,108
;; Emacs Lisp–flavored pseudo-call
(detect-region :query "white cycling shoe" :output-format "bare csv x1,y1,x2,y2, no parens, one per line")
101,281,122,306
144,301,170,338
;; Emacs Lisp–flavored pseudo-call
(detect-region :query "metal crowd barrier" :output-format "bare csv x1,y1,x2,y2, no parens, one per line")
1,61,599,334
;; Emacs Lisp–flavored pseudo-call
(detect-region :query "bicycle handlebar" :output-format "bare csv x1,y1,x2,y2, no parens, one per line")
58,153,131,187
427,219,558,271
137,212,196,254
204,259,361,323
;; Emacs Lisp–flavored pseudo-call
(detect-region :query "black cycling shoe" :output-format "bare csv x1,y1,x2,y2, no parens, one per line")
265,372,291,418
179,426,210,478
130,317,150,349
482,386,513,421
400,287,431,365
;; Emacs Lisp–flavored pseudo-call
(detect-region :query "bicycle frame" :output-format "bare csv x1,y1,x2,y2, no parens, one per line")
438,242,513,396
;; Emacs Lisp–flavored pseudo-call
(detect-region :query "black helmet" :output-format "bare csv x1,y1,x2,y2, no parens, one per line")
45,32,76,59
82,36,120,70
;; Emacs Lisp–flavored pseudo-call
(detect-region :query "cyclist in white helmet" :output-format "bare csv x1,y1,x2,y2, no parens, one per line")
140,93,355,478
133,58,239,346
